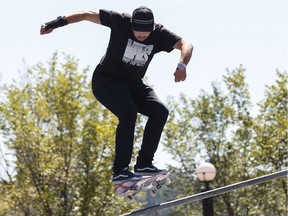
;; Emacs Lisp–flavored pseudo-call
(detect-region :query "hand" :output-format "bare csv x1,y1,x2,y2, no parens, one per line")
40,25,53,35
174,68,187,82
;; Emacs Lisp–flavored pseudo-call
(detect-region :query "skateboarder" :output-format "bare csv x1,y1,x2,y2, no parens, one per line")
40,6,193,184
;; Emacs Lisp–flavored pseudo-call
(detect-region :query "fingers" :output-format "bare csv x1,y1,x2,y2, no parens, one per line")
174,69,187,82
40,25,45,35
40,25,53,35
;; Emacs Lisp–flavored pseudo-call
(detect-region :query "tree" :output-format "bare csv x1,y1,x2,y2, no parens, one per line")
0,53,141,215
250,70,287,215
163,67,287,215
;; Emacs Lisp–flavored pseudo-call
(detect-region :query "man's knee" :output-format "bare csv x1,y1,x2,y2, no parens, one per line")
161,105,169,121
154,103,169,122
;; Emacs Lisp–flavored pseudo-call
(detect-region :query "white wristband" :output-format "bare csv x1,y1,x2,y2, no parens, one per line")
177,62,186,70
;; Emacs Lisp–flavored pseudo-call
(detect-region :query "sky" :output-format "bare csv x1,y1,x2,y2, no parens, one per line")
0,0,287,174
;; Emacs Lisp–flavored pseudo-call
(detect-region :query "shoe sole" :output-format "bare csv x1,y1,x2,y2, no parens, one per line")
134,170,168,176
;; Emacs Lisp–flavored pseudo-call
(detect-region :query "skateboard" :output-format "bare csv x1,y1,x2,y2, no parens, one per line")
142,172,171,197
115,173,171,200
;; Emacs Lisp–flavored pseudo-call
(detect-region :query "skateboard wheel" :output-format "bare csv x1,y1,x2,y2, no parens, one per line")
149,189,157,197
142,183,148,190
165,178,171,185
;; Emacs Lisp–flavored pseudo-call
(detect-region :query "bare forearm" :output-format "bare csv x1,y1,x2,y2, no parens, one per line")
65,11,101,24
180,41,193,65
173,39,193,83
174,39,193,65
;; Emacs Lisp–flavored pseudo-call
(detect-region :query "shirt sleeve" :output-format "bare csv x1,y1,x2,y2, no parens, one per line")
99,9,124,29
156,24,182,53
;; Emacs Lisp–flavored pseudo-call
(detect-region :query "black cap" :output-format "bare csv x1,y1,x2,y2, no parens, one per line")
131,6,155,32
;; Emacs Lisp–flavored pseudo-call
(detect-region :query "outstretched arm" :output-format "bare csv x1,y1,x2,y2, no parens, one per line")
173,39,193,82
40,11,101,35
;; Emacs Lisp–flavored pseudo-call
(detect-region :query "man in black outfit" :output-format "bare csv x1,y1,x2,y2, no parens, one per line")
40,6,193,184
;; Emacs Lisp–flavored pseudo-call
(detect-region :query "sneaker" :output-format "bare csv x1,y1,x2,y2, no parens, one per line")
134,164,168,176
112,167,143,184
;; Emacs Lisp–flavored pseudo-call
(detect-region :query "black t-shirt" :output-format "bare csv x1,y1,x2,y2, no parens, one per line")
92,9,182,89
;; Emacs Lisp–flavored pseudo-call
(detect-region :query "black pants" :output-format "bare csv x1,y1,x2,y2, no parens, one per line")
93,83,169,174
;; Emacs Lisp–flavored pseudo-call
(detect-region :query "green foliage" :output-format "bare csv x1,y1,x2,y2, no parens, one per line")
250,70,288,215
163,66,287,215
0,53,140,215
253,70,287,170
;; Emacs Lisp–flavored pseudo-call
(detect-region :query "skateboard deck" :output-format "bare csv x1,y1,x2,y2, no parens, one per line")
115,172,171,200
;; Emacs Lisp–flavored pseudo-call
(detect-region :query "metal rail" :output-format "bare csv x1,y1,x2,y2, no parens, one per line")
122,169,287,216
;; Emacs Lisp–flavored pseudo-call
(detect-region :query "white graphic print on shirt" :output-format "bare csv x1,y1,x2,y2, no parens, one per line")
122,39,153,66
